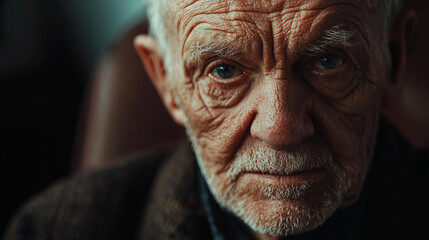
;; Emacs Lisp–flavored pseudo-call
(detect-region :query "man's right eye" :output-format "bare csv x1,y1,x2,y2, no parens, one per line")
315,54,344,70
210,64,242,79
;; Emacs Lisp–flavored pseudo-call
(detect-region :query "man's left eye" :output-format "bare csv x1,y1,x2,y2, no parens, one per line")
315,55,344,70
211,64,242,79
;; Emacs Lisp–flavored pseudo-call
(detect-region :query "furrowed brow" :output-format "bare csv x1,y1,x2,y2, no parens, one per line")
300,25,357,56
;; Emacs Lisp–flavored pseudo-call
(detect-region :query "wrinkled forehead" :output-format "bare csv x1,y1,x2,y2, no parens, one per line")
173,0,370,15
172,0,372,29
171,0,374,54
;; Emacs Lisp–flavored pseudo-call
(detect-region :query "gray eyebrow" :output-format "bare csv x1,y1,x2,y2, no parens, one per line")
186,42,243,64
301,25,357,56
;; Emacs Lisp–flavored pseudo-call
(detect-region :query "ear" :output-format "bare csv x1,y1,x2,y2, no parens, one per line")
383,9,418,108
134,35,185,126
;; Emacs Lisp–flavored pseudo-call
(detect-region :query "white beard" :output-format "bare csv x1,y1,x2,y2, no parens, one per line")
189,134,365,237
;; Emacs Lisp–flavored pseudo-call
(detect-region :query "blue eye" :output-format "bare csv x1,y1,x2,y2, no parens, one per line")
316,55,343,70
212,65,239,79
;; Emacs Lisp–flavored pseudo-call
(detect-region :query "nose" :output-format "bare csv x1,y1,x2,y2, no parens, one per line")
250,78,314,150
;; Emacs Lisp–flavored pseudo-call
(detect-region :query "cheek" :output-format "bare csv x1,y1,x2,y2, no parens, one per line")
312,97,380,161
199,77,253,108
310,88,380,201
313,68,382,147
308,96,380,206
175,76,255,171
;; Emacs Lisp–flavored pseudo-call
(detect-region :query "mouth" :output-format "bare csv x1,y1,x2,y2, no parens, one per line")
243,168,326,186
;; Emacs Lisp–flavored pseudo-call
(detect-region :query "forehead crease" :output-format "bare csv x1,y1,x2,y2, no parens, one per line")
176,0,303,15
179,14,263,59
174,0,309,34
176,1,367,35
185,27,254,48
176,0,372,61
180,12,258,41
175,0,365,19
176,5,302,57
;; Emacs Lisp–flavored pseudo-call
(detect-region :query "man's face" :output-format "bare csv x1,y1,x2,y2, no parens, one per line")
167,0,389,237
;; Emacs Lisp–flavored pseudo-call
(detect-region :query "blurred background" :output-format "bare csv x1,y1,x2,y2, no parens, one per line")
0,0,146,234
1,0,428,237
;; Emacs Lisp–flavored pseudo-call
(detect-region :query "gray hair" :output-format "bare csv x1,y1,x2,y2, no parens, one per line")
144,0,174,76
144,0,402,74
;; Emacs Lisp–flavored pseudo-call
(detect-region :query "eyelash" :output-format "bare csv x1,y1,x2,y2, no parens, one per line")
304,50,350,74
312,59,346,76
205,59,247,81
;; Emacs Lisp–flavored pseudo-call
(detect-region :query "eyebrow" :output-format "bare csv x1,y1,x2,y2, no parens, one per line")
186,41,243,65
299,25,357,56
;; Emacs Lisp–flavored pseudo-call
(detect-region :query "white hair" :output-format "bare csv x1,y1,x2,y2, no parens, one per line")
143,0,174,77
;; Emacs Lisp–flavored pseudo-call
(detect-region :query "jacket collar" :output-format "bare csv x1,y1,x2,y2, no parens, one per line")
139,140,211,240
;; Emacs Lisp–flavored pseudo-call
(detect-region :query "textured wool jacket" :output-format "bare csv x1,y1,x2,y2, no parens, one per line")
4,141,212,240
3,122,429,240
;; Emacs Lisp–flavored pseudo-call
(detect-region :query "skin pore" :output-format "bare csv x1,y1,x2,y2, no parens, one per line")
136,0,398,239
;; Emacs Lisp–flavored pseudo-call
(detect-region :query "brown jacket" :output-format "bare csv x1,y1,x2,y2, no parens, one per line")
3,141,211,240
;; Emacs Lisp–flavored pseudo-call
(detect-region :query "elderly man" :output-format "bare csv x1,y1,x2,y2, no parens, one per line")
4,0,428,239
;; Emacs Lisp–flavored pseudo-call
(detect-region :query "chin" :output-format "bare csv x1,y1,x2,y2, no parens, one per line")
215,172,344,237
232,196,341,236
194,137,368,237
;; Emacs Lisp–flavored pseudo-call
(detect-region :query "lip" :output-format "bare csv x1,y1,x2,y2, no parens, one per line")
242,168,326,186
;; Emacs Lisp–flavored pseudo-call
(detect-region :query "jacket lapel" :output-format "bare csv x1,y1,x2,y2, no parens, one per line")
139,141,211,240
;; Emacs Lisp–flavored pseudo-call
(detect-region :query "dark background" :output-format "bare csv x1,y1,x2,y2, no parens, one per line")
1,0,428,237
0,0,145,235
